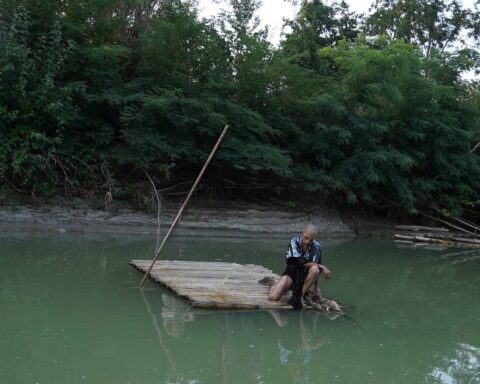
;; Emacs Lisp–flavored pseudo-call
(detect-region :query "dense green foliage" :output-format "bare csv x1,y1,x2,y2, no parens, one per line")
0,0,479,218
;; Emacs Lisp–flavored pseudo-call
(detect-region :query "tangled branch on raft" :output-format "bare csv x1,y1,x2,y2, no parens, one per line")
258,276,345,314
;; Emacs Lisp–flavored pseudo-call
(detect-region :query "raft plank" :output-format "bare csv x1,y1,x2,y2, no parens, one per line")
130,260,291,309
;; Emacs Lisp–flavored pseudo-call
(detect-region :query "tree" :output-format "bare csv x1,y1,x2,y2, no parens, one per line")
281,0,359,72
0,0,478,221
117,0,292,193
0,4,83,195
366,0,479,80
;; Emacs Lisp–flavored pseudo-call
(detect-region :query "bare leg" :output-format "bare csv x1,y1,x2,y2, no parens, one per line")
268,275,293,301
268,310,289,327
313,284,321,300
302,265,320,297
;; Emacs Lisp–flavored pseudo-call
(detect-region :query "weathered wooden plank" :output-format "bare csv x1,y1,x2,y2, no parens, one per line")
133,264,269,271
130,260,290,310
133,266,272,273
140,264,268,270
148,272,268,277
132,260,268,268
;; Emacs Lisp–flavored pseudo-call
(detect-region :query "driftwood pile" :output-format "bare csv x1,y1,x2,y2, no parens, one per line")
394,225,480,249
258,276,345,314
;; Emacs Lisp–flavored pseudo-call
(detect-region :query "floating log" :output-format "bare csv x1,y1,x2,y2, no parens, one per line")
394,233,480,249
395,215,480,250
396,225,449,232
395,234,415,241
452,237,480,245
418,211,477,236
394,239,415,244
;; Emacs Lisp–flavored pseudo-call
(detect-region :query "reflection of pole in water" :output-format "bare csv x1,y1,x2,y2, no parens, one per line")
221,313,230,384
99,251,107,274
140,289,180,382
222,345,229,384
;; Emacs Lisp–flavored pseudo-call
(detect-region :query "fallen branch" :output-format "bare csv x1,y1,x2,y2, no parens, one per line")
418,210,476,236
445,215,480,234
469,140,480,154
396,225,449,232
100,166,113,210
2,175,23,193
51,154,76,195
145,171,162,255
428,206,480,234
451,237,480,245
395,233,480,249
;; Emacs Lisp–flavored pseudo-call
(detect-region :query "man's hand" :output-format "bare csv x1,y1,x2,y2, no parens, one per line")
322,267,332,279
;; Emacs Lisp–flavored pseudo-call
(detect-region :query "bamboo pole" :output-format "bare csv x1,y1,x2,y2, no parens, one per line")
139,124,230,287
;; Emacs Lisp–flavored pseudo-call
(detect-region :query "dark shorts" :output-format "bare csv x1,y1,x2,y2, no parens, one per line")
282,265,308,287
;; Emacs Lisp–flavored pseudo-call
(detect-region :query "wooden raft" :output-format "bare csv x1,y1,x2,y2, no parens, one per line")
130,260,291,309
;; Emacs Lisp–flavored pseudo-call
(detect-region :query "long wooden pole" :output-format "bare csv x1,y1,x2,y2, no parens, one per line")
139,124,230,287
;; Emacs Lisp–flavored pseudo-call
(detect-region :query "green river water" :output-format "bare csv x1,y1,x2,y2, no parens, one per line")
0,232,479,384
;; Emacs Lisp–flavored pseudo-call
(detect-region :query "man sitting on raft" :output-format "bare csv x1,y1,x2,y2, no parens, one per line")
268,224,335,309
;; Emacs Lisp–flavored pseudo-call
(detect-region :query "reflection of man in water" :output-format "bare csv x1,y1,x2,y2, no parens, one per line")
268,224,333,309
161,293,194,337
275,312,324,384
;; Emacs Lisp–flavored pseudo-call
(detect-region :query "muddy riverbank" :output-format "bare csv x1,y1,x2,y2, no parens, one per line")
0,198,395,238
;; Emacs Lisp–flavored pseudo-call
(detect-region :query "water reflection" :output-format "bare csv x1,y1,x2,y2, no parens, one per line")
428,343,480,384
123,239,480,384
142,290,344,384
2,233,479,384
161,293,195,338
274,311,325,384
140,290,199,384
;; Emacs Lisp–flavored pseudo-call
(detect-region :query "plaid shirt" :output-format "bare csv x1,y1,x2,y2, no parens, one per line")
286,236,322,264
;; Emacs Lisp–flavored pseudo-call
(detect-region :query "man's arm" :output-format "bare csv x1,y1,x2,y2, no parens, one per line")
318,263,332,278
303,262,332,279
302,262,328,299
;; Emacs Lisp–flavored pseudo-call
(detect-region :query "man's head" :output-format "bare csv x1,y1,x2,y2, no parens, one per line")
301,224,318,247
